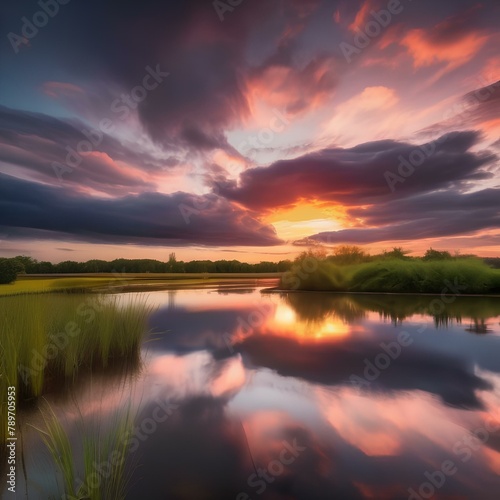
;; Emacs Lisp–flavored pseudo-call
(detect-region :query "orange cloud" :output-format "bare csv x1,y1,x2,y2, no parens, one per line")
349,0,382,32
401,9,490,80
323,86,402,145
245,56,337,124
480,118,500,140
403,29,487,71
481,56,500,83
377,24,405,50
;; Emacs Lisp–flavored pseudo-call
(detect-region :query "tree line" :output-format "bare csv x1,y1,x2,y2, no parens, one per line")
0,253,292,280
0,247,498,285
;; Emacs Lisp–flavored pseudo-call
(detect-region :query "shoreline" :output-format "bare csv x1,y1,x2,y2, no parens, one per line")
261,287,500,298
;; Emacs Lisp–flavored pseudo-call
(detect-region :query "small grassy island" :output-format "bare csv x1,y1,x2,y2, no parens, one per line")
279,247,500,295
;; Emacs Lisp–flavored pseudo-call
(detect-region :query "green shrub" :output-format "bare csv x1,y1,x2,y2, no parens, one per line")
0,293,152,432
0,259,18,284
280,257,500,294
351,259,499,294
422,248,453,261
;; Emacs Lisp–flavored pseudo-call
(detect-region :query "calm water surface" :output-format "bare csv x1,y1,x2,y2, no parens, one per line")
14,280,500,499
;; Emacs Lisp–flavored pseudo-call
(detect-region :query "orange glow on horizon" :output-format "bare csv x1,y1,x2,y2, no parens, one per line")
264,202,349,240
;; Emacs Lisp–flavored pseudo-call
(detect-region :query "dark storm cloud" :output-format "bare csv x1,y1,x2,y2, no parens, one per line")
307,188,500,244
3,0,252,145
419,79,500,140
1,0,249,148
220,131,495,211
0,106,173,194
0,0,341,151
350,188,500,224
425,4,486,46
0,174,282,246
462,79,500,126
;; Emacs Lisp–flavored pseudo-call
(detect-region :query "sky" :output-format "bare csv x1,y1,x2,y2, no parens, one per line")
0,0,499,263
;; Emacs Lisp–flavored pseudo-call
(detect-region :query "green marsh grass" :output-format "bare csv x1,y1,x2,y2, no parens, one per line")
0,277,120,297
0,275,282,297
281,258,500,294
0,294,151,447
33,400,135,500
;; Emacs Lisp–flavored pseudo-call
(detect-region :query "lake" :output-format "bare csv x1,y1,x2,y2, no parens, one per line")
13,279,500,499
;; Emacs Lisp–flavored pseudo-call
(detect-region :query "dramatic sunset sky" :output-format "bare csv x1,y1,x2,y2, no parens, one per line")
0,0,499,262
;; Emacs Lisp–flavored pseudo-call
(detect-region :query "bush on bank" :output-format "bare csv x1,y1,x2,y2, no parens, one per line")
281,255,500,294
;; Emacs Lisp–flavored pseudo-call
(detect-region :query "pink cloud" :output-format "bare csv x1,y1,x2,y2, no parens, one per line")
246,55,337,121
349,0,383,32
401,7,490,80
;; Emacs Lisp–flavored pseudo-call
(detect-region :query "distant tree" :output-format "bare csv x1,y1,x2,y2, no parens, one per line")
13,255,38,273
382,247,411,260
10,257,26,274
172,260,186,273
54,260,85,273
295,249,327,265
422,248,452,261
328,245,368,265
185,260,216,273
37,261,55,273
240,262,252,273
277,260,293,272
84,259,109,273
0,259,18,284
0,255,294,275
166,253,178,272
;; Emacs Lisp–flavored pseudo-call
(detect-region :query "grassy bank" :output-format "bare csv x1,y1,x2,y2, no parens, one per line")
0,294,151,446
0,274,282,296
281,258,500,294
0,277,122,296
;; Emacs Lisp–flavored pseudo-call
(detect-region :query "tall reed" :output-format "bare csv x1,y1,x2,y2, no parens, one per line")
0,293,151,446
32,400,135,500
